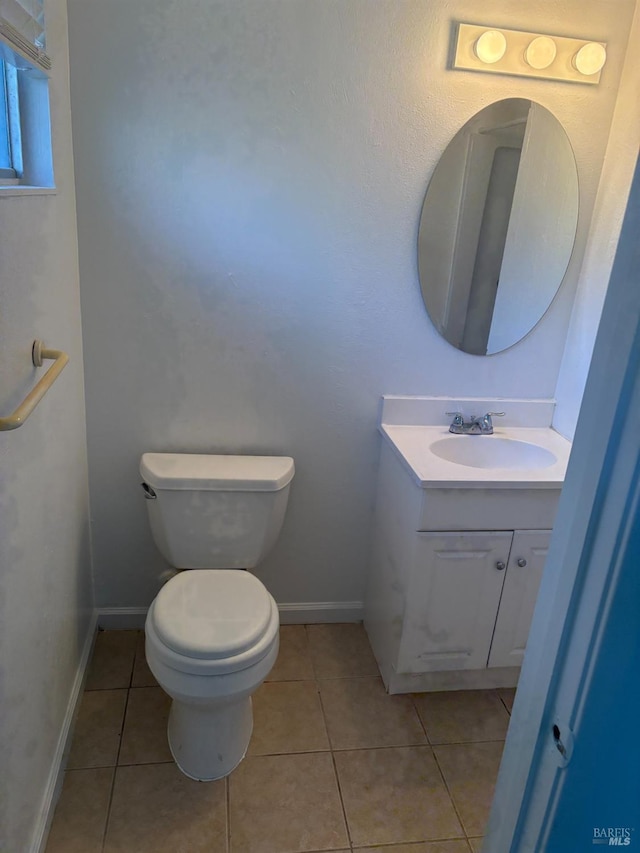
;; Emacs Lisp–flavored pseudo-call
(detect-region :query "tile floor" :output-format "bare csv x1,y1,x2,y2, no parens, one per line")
45,625,515,853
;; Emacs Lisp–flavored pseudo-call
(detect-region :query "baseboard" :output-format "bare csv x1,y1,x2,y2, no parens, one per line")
97,602,364,628
277,601,364,623
98,606,148,630
31,609,99,853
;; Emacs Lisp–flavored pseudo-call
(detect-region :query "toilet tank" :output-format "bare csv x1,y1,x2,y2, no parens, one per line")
140,453,294,569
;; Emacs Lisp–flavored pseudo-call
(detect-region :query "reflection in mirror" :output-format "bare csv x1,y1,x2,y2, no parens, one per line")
418,99,578,355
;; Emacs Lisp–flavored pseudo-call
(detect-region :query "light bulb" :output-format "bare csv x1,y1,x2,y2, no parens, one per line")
474,30,507,64
524,36,557,70
573,42,607,76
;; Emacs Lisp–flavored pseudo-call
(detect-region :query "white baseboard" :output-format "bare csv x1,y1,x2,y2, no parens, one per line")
277,601,364,623
98,606,148,630
97,601,364,628
31,610,99,853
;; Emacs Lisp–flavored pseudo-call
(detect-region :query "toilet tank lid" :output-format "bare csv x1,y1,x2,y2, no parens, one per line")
140,453,295,491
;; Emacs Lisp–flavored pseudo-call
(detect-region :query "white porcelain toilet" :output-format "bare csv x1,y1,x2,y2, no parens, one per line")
140,452,294,781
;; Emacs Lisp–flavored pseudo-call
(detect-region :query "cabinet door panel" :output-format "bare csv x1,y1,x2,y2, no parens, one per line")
488,530,550,668
397,532,512,673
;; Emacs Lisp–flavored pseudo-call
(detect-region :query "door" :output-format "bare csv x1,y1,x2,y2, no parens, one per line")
488,530,550,669
486,156,640,852
397,531,512,673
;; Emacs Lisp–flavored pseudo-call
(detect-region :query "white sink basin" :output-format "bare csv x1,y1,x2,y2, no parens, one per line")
429,436,557,470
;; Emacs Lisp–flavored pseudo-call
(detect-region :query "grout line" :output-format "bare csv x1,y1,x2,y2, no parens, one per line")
127,634,137,689
314,674,384,682
241,741,483,758
330,739,435,752
225,775,231,853
304,623,319,680
130,629,143,689
410,693,432,744
267,673,382,684
430,739,507,748
431,743,469,841
317,678,353,850
347,842,469,851
100,682,132,852
315,678,334,752
84,685,132,692
497,691,515,716
328,742,353,849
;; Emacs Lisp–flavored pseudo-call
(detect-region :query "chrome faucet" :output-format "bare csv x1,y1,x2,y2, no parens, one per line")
446,411,505,435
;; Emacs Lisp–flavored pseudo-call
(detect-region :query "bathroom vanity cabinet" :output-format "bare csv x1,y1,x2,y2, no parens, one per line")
364,440,558,693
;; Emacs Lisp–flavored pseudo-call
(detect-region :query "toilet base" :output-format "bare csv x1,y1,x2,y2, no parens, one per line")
167,695,253,781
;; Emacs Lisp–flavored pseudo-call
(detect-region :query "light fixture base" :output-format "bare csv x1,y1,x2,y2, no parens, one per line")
453,23,606,85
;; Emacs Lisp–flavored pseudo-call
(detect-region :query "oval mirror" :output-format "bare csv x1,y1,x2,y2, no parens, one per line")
418,99,578,355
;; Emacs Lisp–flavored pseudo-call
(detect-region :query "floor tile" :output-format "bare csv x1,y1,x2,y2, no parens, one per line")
434,742,504,837
85,631,137,690
229,752,348,852
413,691,510,744
358,842,472,853
335,746,463,847
67,689,127,769
248,681,329,755
468,839,484,852
306,623,379,678
119,686,172,765
45,768,114,853
132,631,157,687
267,625,315,681
320,676,426,750
104,762,227,853
497,687,516,714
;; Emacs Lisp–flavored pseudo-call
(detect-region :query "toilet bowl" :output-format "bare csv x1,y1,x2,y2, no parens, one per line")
140,453,294,780
145,570,280,780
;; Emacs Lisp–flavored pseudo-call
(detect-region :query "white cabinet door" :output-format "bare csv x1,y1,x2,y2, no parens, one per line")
488,530,550,669
397,532,512,673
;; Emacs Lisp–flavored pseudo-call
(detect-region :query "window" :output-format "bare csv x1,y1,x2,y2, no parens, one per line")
0,1,53,189
0,58,22,181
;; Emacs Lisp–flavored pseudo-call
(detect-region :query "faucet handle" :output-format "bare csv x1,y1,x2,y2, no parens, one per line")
480,411,505,433
446,411,464,425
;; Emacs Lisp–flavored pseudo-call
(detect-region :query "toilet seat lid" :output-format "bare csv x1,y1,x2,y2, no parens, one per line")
152,571,273,660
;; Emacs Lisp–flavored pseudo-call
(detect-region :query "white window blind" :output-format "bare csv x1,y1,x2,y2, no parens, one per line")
0,0,50,72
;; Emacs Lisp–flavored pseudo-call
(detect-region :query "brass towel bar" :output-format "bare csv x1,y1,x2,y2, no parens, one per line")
0,341,69,431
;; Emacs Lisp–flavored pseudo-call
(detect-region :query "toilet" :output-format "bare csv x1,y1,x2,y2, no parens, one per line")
139,452,294,781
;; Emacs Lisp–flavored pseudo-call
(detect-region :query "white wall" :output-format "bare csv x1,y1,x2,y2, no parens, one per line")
0,3,93,851
553,2,640,440
67,0,636,610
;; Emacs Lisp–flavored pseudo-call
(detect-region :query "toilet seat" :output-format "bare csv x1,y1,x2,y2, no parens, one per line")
147,571,279,676
154,570,273,659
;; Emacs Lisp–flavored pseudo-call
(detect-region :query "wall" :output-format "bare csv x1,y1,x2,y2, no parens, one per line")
67,0,636,610
553,1,640,440
0,2,93,850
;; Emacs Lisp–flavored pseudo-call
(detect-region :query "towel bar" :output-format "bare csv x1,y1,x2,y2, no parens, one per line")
0,340,69,431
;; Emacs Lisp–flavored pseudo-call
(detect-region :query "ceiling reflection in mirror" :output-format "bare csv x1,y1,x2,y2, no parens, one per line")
418,99,578,355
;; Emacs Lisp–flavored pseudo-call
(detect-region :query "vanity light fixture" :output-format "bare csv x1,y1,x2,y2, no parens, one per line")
453,23,607,85
474,30,507,64
524,36,557,70
573,42,607,76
